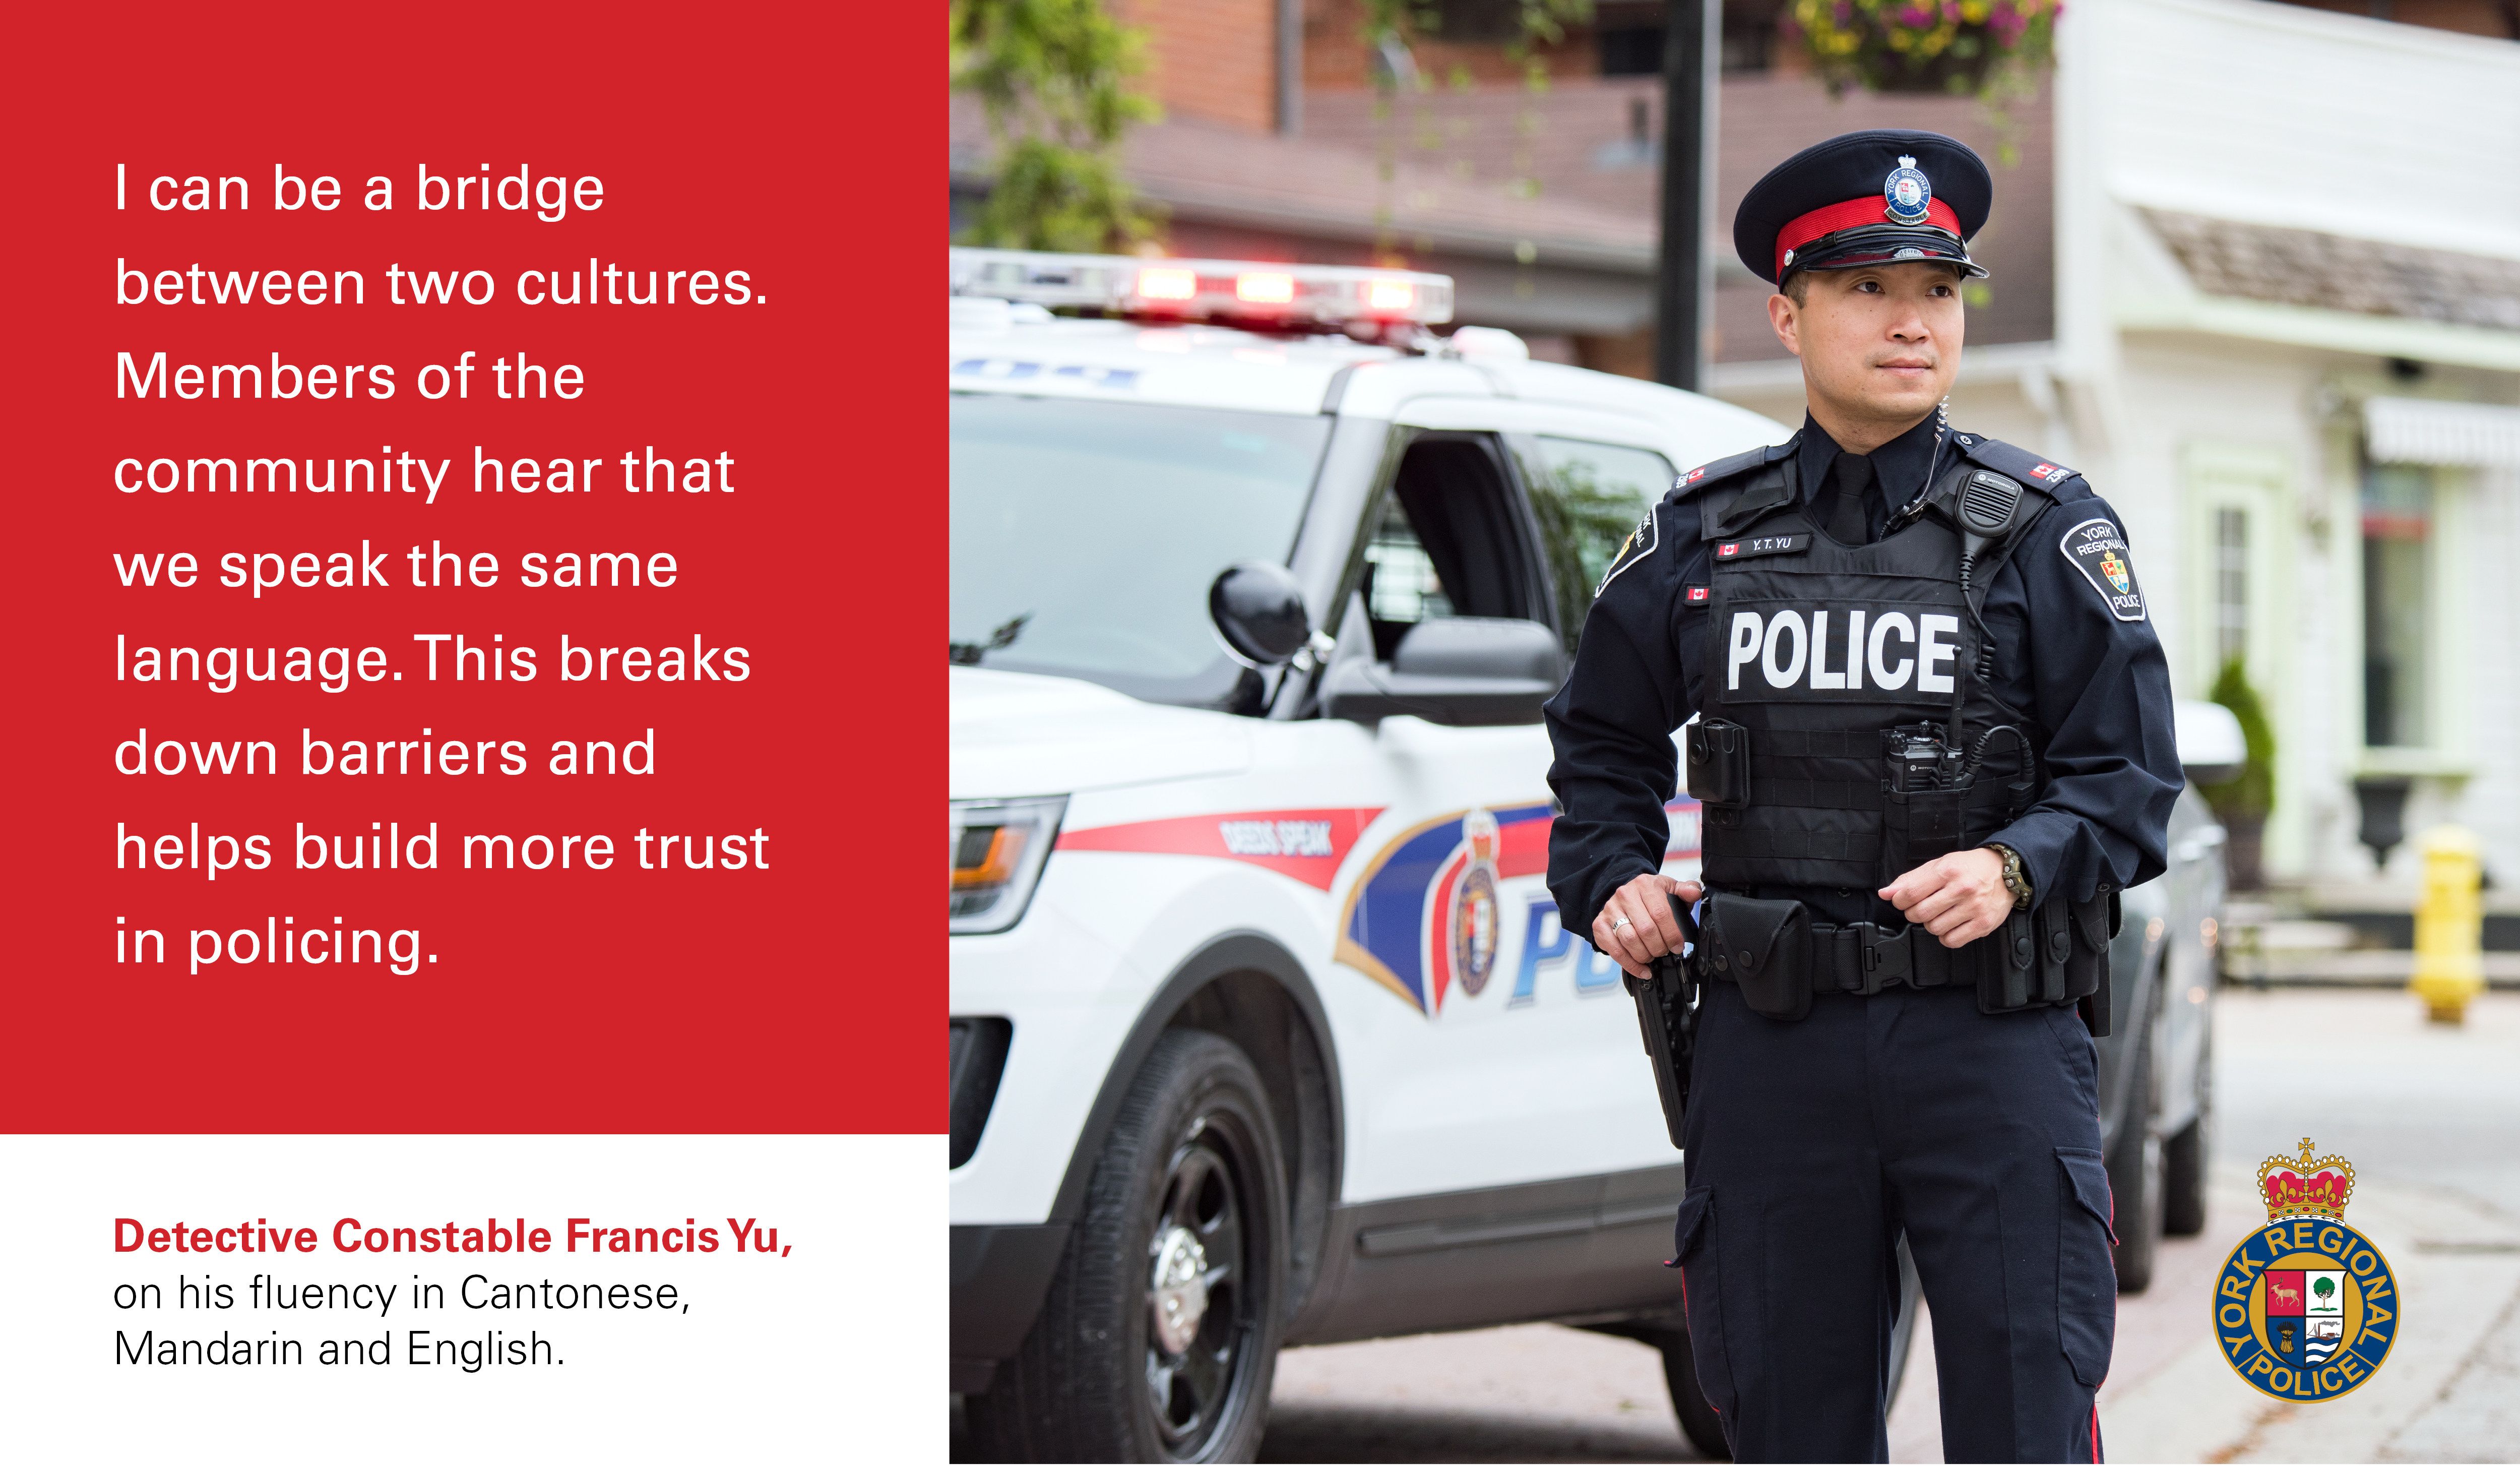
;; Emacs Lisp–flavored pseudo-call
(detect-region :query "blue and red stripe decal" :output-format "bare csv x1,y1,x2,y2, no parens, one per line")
1055,807,1384,891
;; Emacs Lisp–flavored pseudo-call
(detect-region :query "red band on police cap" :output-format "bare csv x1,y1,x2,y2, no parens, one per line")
1776,195,1964,278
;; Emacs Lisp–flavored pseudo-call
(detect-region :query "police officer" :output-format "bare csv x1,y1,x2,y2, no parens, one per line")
1545,130,2181,1462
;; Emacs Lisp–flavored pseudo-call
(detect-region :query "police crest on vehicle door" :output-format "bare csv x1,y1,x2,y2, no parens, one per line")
1451,808,1502,996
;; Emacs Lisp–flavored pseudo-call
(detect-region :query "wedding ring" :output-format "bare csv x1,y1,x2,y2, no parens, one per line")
1609,916,1630,932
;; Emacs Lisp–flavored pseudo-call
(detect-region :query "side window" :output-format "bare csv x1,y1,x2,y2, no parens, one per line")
1358,434,1543,662
1362,498,1452,628
1523,437,1679,653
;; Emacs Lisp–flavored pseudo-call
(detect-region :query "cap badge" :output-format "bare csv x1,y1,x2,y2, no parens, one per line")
1884,155,1932,227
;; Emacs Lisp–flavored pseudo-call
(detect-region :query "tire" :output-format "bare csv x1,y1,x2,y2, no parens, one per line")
1653,1234,1918,1461
2163,1010,2212,1237
965,1029,1289,1463
1884,1233,1921,1414
2108,1011,2166,1294
1657,1323,1731,1461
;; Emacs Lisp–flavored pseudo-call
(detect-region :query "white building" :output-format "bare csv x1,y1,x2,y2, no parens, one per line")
1717,0,2520,909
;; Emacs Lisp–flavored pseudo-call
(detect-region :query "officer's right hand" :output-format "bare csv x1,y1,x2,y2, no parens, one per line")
1593,872,1700,980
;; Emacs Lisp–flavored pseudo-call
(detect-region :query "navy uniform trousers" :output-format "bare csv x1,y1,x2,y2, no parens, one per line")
1672,978,2117,1463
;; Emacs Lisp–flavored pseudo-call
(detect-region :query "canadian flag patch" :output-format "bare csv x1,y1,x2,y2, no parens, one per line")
1685,584,1711,603
2031,463,2064,481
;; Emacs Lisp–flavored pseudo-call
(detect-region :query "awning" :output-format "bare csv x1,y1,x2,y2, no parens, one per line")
2364,395,2520,469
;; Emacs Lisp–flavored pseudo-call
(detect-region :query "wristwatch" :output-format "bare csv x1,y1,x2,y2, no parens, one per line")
1986,843,2033,909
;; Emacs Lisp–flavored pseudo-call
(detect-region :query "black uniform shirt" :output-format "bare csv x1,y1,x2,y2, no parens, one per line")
1543,419,2184,935
1797,410,1941,545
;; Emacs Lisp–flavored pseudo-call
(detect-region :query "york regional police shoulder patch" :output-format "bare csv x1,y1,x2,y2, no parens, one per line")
1597,507,1659,594
2059,518,2146,622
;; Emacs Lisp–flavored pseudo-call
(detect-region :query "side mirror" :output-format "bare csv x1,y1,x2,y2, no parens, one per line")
1209,562,1312,666
1324,617,1566,726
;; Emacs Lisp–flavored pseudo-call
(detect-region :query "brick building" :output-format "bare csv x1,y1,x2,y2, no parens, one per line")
952,2,2056,373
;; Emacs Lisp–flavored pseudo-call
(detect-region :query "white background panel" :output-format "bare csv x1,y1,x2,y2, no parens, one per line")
0,1135,939,1463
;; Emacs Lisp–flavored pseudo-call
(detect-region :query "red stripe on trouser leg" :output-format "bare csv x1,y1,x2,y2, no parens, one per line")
2091,1404,2101,1462
1676,1271,1719,1414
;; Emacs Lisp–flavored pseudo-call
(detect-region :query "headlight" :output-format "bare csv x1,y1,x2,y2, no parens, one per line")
951,796,1067,934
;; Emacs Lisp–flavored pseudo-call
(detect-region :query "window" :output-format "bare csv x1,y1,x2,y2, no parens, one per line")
1363,498,1453,626
2361,460,2432,748
2214,505,2249,670
1597,2,1779,76
1599,27,1664,75
1523,436,1678,652
1359,434,1545,661
2181,444,2286,717
949,395,1331,706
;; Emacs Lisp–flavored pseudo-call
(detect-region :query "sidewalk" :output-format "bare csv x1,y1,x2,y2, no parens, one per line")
2219,950,2520,988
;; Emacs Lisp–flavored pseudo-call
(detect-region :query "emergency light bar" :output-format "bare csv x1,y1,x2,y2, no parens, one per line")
950,248,1454,329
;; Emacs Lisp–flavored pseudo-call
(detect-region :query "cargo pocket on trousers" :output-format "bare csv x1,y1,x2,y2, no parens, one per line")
2056,1148,2117,1387
1669,1187,1739,1416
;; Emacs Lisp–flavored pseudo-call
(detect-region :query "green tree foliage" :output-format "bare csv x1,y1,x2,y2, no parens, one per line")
1526,460,1646,655
952,0,1162,252
2201,655,2277,821
1356,1,1592,253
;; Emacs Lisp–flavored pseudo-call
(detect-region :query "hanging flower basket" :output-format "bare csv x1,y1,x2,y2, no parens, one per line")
1786,0,2061,98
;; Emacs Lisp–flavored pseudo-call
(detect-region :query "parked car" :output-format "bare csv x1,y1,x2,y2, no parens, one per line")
2099,701,2240,1290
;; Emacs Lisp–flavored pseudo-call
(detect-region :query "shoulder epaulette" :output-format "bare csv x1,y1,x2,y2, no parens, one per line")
1668,438,1795,503
1956,434,2086,497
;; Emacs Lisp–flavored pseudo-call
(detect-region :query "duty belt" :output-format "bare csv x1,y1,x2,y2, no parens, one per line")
1692,891,2014,1023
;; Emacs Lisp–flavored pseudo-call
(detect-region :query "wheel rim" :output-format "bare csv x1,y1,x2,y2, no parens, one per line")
1143,1126,1250,1457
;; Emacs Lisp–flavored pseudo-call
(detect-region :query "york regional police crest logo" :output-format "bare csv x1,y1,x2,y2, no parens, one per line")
1449,808,1502,997
1884,155,1932,226
2215,1138,2398,1401
2060,518,2147,623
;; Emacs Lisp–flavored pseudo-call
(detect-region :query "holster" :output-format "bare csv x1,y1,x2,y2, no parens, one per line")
1622,892,1700,1151
1686,718,1751,812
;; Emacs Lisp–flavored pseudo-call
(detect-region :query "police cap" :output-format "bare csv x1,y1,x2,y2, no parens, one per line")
1733,129,1992,286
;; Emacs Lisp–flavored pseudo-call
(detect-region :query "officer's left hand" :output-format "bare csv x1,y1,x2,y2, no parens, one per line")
1880,848,2013,948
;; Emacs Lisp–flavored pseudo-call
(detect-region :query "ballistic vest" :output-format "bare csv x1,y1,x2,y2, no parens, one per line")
1680,435,2055,894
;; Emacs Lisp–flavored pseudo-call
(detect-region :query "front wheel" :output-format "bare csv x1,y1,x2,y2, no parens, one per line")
1658,1322,1730,1461
965,1029,1289,1463
2163,1010,2212,1237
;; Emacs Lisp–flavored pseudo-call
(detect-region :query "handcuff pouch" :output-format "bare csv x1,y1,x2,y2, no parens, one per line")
1703,892,1811,1022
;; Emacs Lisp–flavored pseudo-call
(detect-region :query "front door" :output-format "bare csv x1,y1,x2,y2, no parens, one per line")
1323,430,1694,1204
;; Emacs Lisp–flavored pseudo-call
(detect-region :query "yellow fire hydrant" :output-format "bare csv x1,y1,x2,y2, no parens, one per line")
2410,825,2485,1024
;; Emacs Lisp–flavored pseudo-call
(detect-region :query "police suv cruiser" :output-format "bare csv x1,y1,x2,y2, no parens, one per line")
947,249,2230,1462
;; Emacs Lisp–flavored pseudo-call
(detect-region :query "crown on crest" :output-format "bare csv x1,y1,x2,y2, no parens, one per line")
2258,1137,2355,1223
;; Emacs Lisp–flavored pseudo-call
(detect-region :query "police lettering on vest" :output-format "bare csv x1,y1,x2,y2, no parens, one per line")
1722,606,1962,695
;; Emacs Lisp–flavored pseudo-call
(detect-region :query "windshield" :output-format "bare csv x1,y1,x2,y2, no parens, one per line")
951,394,1333,705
